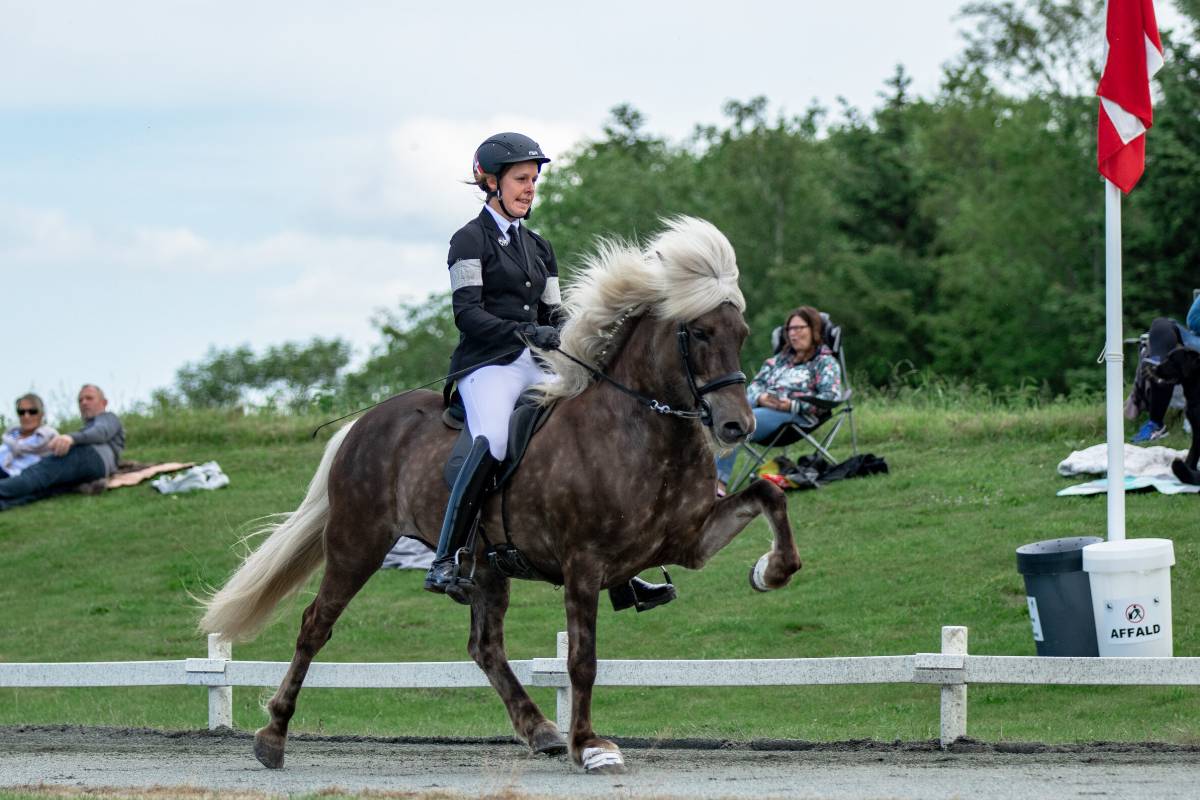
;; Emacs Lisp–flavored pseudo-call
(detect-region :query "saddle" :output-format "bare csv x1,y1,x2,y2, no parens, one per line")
440,388,557,490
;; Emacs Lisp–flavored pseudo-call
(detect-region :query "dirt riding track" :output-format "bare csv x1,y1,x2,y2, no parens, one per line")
2,727,1199,799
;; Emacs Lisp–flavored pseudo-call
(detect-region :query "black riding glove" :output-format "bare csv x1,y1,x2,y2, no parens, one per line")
520,324,560,350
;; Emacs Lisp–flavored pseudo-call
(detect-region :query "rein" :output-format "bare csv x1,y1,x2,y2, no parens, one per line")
555,322,746,427
311,315,748,437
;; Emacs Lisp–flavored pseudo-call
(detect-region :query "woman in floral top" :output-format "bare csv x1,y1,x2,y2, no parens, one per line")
715,306,842,495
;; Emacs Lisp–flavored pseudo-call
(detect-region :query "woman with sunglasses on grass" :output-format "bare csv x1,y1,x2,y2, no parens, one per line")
715,306,842,496
0,394,58,479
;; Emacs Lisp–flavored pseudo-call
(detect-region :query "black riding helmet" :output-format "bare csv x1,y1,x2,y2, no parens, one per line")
472,132,550,220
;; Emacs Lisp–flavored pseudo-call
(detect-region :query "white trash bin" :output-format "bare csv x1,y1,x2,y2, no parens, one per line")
1082,538,1175,657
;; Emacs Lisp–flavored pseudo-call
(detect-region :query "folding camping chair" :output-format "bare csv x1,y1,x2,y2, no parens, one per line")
727,313,858,492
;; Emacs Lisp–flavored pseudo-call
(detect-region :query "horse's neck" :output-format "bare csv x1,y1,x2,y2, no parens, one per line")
607,315,694,416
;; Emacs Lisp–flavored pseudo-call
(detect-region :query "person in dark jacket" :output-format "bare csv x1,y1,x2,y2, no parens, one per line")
425,132,676,613
1131,293,1200,443
0,383,125,511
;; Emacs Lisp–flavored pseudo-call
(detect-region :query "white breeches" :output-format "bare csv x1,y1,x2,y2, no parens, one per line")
458,349,548,461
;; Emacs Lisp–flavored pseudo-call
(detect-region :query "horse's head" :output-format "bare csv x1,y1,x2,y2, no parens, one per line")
537,215,754,451
681,302,754,449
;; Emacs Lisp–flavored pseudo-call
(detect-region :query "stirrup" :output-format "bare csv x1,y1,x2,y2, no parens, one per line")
610,572,677,613
425,546,476,604
445,545,476,605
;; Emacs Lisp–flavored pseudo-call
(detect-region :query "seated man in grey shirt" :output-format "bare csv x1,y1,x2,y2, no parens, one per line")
0,384,125,511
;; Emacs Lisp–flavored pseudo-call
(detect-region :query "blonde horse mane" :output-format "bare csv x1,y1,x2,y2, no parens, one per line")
536,216,744,403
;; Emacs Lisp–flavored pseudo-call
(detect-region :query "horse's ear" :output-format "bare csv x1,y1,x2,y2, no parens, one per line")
654,250,664,262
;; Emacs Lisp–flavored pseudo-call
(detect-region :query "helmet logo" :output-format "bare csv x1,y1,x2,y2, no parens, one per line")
529,150,538,155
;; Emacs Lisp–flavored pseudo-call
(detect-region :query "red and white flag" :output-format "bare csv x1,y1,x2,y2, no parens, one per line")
1097,0,1164,193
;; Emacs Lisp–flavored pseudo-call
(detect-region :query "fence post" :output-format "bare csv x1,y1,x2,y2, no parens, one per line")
207,634,233,730
555,630,570,734
940,626,967,747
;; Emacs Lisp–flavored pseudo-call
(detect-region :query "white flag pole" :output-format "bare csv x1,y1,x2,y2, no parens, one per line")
1104,177,1126,542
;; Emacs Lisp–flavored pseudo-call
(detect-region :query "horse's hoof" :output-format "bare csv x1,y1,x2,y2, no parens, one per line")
749,553,772,592
530,725,568,756
589,761,628,774
253,728,286,769
581,746,626,773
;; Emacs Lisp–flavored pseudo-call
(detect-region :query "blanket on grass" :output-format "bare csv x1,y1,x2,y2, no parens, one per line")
74,461,195,495
1057,475,1200,496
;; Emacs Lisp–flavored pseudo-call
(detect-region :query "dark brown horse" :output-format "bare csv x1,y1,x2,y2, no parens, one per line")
200,217,802,773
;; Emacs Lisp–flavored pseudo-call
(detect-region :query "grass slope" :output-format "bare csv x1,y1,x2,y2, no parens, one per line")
0,403,1196,743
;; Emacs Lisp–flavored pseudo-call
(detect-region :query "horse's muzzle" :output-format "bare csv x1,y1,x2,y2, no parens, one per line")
716,418,752,446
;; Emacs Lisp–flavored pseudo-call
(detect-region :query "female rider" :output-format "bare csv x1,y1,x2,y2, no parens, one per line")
425,132,675,613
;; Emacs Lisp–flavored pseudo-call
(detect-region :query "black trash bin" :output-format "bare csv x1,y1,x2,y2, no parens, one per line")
1015,536,1102,657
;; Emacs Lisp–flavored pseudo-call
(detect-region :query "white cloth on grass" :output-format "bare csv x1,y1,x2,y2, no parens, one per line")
1057,444,1187,478
150,461,230,494
380,536,435,570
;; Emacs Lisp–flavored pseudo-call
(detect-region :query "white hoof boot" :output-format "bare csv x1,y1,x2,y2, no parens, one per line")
749,553,772,592
582,746,626,773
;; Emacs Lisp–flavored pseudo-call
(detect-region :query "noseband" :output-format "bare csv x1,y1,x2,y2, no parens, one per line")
555,320,746,427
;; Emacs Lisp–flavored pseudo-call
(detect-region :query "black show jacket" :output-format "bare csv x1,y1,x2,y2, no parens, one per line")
447,207,564,377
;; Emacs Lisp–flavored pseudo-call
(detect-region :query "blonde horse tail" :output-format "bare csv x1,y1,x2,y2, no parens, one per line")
199,421,355,642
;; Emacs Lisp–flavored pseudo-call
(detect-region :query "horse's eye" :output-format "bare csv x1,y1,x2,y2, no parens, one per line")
691,328,709,342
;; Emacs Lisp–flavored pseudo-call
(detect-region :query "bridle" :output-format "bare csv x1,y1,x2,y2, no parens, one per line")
556,320,747,427
675,322,748,426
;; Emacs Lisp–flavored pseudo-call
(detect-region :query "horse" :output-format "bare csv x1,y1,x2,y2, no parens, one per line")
199,216,803,774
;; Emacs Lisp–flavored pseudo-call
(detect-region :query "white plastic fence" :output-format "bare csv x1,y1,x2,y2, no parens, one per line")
3,626,1199,747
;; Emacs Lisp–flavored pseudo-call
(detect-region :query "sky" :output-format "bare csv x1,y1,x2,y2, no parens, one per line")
2,1,1184,422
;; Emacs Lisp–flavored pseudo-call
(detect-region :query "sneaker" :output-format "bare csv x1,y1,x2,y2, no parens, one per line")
1131,420,1168,444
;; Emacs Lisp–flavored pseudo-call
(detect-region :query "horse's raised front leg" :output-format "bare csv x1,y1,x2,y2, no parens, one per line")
562,569,626,774
468,565,566,756
681,479,801,591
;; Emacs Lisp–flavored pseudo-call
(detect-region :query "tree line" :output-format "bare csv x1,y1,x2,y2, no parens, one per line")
157,0,1200,411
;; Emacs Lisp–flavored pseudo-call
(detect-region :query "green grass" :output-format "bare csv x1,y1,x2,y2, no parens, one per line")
0,402,1197,744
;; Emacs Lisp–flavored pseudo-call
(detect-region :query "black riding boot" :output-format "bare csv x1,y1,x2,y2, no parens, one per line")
610,573,678,613
425,436,497,605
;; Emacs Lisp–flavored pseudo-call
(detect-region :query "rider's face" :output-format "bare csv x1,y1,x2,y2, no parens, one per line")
489,161,540,220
